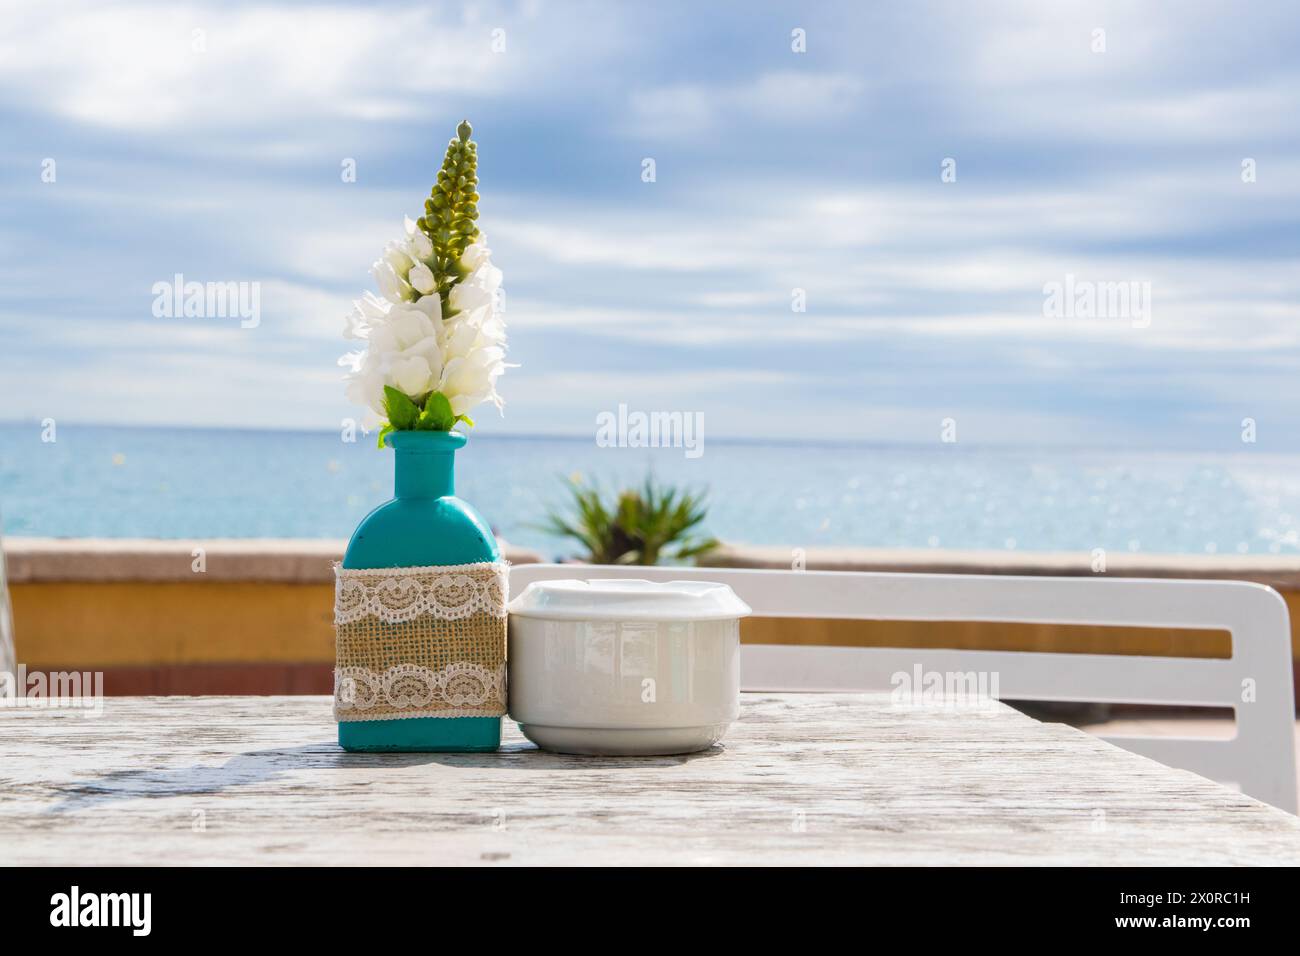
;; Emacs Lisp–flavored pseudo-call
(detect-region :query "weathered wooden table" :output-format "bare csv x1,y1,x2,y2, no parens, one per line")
3,693,1299,865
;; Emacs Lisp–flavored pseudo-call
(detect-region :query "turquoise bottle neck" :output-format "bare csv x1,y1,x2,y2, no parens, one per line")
387,430,467,499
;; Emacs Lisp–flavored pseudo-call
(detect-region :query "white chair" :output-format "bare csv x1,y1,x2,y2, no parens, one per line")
510,564,1298,813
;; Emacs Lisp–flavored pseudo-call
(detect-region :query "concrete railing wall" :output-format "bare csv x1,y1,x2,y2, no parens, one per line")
7,538,1299,698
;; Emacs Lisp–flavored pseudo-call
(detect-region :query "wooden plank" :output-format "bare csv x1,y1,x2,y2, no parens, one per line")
1,694,1298,866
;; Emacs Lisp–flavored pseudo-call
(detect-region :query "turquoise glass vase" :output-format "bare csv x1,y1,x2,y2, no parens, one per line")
337,430,502,752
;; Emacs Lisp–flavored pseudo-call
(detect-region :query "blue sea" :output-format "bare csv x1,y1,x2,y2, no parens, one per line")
1,424,1298,560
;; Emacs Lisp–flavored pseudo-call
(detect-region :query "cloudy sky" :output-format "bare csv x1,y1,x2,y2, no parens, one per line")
2,0,1298,449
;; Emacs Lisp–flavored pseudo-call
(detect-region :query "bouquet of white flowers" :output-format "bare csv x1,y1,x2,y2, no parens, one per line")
339,120,508,446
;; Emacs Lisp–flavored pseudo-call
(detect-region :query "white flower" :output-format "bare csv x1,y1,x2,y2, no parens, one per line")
405,217,434,260
383,241,414,277
449,260,502,315
341,356,385,420
443,305,504,362
460,238,492,272
341,299,444,419
369,304,443,355
436,287,510,415
389,354,437,396
343,291,390,340
342,216,509,426
438,347,506,416
408,260,437,295
371,259,413,304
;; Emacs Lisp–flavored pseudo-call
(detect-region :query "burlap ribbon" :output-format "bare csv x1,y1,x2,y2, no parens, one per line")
333,561,508,721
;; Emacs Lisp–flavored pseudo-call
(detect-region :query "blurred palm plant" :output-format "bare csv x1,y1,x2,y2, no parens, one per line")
538,476,720,565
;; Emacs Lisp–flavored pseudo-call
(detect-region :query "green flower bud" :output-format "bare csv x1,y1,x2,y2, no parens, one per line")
421,119,488,314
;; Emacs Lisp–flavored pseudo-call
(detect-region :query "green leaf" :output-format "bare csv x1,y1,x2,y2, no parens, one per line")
455,413,475,428
529,475,717,566
382,386,419,430
376,423,395,449
416,391,455,431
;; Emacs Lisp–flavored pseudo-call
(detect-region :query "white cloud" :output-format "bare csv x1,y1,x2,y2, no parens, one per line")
0,1,529,130
627,71,864,135
950,1,1300,143
4,0,1299,448
486,173,1300,356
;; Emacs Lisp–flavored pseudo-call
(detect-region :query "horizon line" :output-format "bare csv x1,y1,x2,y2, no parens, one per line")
0,419,1296,457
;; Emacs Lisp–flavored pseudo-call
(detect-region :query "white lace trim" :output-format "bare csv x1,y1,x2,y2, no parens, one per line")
334,561,508,624
334,662,506,720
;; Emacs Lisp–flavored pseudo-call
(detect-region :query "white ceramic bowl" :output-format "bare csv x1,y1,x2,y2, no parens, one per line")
507,578,752,755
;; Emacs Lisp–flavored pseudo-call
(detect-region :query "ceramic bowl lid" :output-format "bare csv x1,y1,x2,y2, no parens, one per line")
508,578,752,622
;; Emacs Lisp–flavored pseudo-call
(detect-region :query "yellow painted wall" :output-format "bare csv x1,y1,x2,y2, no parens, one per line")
13,582,336,666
